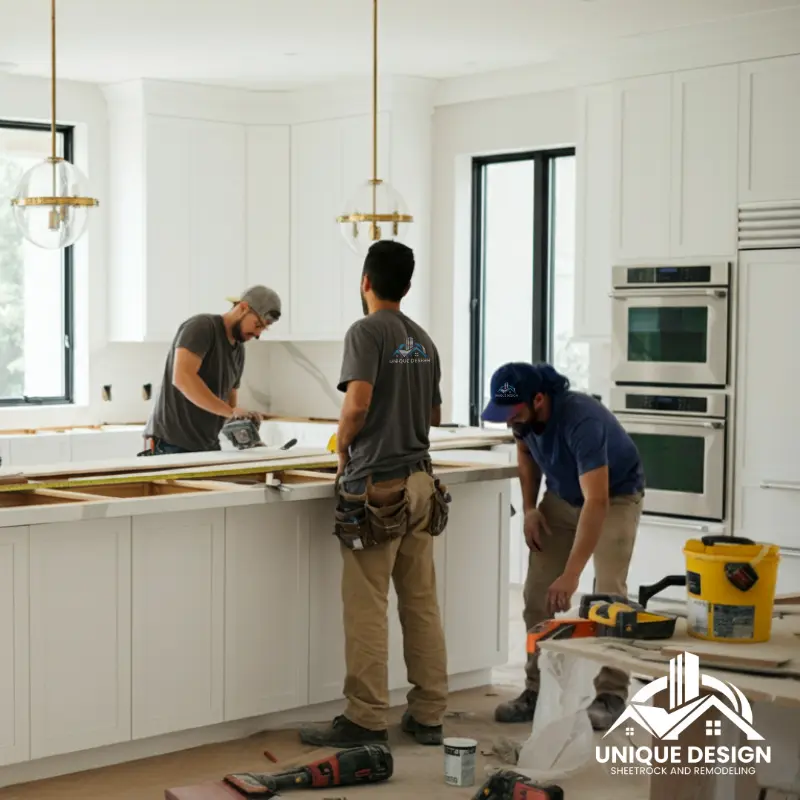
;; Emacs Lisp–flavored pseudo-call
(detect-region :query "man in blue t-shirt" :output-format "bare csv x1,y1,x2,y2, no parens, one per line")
481,362,644,732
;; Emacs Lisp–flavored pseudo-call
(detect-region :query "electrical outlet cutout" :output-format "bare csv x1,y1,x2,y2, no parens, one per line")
102,385,112,402
142,383,152,401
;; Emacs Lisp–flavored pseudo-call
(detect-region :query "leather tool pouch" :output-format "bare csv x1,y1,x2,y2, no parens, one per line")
428,476,452,537
334,480,371,551
333,477,410,550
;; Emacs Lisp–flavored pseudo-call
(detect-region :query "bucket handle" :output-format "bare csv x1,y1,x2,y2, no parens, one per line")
701,535,754,547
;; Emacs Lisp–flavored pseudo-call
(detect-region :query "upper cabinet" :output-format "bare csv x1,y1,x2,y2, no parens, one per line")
739,55,800,204
611,66,739,263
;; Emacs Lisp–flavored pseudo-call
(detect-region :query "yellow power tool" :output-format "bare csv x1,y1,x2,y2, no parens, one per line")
578,593,677,640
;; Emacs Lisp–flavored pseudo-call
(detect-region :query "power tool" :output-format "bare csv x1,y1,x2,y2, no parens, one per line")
223,744,393,797
526,617,598,655
221,418,266,449
472,769,563,799
579,592,677,640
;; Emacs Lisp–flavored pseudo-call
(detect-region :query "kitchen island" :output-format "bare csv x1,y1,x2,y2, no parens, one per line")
0,442,516,787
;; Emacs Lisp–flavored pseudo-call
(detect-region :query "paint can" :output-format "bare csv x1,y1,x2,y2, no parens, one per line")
443,737,477,787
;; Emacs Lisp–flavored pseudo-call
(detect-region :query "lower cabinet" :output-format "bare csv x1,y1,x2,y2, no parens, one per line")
0,527,29,767
29,518,132,759
224,504,310,720
131,510,225,739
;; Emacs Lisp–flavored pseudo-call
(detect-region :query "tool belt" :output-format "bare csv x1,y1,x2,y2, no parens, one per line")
333,461,451,550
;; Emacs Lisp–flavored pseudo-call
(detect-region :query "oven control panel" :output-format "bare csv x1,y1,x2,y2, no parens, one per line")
627,266,710,284
609,387,727,419
612,261,730,289
626,393,707,413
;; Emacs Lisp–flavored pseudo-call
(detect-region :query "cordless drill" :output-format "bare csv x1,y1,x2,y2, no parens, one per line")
472,769,564,800
224,744,393,797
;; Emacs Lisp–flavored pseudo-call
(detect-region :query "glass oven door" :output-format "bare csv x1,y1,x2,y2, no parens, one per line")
610,288,729,386
617,413,726,521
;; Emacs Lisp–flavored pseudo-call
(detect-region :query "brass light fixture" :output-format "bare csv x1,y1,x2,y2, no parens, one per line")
11,0,99,249
337,0,412,256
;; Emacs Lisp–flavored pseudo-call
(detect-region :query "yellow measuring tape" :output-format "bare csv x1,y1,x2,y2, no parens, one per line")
0,458,338,494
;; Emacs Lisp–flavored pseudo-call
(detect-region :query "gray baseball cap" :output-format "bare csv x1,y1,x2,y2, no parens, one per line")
227,286,281,322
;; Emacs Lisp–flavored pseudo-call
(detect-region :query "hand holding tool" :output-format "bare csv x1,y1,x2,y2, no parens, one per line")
223,744,393,797
472,769,564,799
221,418,265,449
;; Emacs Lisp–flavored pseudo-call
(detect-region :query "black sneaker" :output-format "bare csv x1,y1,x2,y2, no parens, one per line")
494,689,539,723
401,711,443,745
299,715,388,748
587,693,626,732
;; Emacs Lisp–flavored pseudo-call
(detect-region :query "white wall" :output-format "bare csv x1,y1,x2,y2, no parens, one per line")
430,88,578,423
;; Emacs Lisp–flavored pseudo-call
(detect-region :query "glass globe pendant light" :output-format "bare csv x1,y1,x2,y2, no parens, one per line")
10,0,99,249
337,0,412,257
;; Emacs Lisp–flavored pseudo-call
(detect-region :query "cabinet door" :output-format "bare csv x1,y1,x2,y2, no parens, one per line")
29,518,131,758
145,115,193,341
0,528,29,767
612,75,672,261
740,55,800,203
574,84,615,339
291,120,343,339
224,504,310,720
247,126,291,334
734,250,800,550
671,66,738,258
131,509,224,739
189,120,246,315
444,481,510,674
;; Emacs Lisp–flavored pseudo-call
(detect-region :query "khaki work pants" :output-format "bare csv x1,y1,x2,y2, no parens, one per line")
340,470,448,731
523,490,643,699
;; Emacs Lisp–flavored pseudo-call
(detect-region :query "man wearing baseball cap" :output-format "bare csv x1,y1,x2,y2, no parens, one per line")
483,362,644,732
142,286,281,454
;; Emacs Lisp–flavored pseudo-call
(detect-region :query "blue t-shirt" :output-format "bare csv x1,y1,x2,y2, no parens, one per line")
514,391,644,507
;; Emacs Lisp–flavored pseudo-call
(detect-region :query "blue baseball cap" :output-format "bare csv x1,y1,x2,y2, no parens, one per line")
481,362,543,423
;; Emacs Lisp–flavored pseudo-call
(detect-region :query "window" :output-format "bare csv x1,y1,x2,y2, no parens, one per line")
469,148,588,426
0,121,74,405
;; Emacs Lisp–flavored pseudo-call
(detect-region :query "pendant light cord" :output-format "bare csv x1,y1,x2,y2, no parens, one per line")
371,0,378,220
51,0,57,197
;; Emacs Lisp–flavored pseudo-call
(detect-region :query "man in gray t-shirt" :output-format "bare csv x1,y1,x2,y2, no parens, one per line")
143,286,281,454
300,241,448,752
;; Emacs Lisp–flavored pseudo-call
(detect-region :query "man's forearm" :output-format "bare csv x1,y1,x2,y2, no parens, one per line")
337,409,368,453
564,498,609,577
175,373,233,418
518,455,542,511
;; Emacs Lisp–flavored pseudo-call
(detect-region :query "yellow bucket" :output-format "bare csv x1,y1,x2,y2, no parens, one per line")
683,535,780,644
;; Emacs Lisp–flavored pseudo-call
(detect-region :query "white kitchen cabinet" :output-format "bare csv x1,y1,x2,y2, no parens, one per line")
740,55,800,203
609,67,739,264
247,126,292,334
734,249,800,552
290,113,390,340
776,549,800,596
444,481,510,674
0,527,29,767
612,74,672,262
224,504,310,719
671,65,739,257
574,84,615,340
131,510,224,739
29,518,131,758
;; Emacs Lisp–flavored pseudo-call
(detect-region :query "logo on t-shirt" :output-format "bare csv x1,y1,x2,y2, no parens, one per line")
496,382,517,398
390,336,431,364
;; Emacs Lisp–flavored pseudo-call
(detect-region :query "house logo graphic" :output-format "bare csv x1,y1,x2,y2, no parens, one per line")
596,652,771,777
390,336,430,363
496,382,518,398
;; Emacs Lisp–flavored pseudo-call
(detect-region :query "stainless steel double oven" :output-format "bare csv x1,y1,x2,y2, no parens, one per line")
609,263,731,522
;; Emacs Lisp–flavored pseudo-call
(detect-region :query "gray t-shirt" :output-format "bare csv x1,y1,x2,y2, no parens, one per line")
338,309,442,481
144,314,245,452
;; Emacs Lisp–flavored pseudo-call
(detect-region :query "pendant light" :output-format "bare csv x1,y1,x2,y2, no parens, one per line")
337,0,412,256
10,0,99,249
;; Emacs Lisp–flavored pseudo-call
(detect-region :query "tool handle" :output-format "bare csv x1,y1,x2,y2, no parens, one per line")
701,535,754,547
638,575,687,608
579,592,629,618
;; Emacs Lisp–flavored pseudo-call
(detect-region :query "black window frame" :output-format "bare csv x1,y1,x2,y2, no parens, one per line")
468,147,576,427
0,119,75,407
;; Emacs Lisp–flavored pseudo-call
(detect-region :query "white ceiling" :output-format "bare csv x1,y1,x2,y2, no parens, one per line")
1,0,798,91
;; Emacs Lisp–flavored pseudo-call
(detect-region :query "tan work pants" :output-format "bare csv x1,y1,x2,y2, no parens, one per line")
340,470,448,731
523,490,643,699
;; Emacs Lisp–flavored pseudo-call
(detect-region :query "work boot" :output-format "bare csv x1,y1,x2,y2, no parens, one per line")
587,693,626,731
401,711,443,746
494,689,539,723
299,715,388,748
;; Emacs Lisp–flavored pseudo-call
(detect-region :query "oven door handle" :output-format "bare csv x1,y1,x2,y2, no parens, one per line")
617,414,725,430
643,517,726,534
609,289,728,299
760,480,800,491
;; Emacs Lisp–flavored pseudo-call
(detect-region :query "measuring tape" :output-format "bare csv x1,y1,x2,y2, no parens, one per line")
0,458,338,494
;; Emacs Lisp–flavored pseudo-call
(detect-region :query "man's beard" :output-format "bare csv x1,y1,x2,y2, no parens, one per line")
231,321,246,343
361,290,369,316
